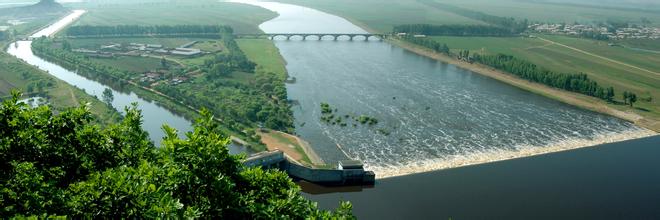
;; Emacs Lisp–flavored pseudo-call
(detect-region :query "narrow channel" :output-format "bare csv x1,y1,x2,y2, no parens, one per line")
6,10,249,153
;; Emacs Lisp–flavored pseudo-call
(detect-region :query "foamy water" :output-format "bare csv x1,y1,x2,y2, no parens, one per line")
370,130,657,178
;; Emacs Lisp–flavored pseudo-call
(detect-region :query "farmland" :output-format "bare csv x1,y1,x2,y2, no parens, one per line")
274,0,484,33
70,1,276,34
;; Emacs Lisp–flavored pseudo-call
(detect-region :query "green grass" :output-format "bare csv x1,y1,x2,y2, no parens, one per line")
89,56,163,73
192,40,224,53
615,39,660,53
276,0,484,33
236,39,287,77
430,35,660,119
72,1,276,34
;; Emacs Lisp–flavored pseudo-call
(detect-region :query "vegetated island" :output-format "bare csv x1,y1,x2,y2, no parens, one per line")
320,102,392,136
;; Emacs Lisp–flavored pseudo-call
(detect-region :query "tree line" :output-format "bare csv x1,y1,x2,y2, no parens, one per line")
416,0,528,33
400,35,450,55
393,24,517,36
470,53,618,102
0,31,6,40
66,25,233,37
0,92,354,218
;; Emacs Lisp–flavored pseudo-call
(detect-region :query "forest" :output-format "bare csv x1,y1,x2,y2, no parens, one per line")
0,92,353,218
65,25,233,37
0,31,6,40
393,24,517,36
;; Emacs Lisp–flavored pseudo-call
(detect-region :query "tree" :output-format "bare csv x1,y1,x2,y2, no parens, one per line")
0,91,352,218
606,87,615,102
629,92,637,107
102,88,114,106
62,40,72,51
160,57,168,69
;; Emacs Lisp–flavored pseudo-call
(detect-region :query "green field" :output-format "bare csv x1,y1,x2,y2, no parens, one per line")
89,56,164,73
615,39,660,53
430,35,660,118
276,0,484,33
72,1,276,34
431,0,660,26
237,39,287,77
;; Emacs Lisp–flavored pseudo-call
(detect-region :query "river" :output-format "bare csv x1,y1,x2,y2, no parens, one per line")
230,1,660,218
6,10,249,153
233,0,654,177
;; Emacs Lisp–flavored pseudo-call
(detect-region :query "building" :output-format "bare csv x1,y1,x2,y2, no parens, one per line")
171,47,202,56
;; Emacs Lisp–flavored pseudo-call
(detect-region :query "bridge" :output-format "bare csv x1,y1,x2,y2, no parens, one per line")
235,33,388,41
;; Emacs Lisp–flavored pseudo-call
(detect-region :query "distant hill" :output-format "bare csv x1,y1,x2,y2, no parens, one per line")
0,0,69,19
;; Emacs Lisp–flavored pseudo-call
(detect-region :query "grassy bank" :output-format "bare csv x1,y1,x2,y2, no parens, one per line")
0,46,120,125
237,39,288,77
388,37,660,132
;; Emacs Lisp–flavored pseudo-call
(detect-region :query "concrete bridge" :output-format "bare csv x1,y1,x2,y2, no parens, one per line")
243,150,375,186
235,33,388,41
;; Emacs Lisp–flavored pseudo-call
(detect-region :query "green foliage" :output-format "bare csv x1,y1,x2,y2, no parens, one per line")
470,53,615,102
66,25,233,37
394,24,517,36
401,35,451,55
0,91,351,218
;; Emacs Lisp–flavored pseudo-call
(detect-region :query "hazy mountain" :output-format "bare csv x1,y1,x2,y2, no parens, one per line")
0,0,69,19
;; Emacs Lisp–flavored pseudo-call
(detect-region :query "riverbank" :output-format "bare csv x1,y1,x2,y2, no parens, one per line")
257,129,325,167
387,38,660,133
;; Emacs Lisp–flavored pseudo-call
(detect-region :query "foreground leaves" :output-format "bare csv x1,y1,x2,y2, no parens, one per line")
0,91,354,219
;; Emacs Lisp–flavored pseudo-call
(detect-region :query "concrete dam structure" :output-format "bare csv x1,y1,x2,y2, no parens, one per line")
243,150,376,186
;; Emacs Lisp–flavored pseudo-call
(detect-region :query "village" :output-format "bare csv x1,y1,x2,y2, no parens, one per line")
72,40,207,58
529,23,660,40
70,40,218,87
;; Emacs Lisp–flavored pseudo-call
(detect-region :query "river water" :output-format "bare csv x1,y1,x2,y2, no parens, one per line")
233,0,655,178
6,10,249,153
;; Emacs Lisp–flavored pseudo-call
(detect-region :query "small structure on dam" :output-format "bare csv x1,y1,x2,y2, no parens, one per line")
243,150,376,186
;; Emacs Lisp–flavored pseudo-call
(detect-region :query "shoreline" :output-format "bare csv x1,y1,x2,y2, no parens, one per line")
371,129,657,179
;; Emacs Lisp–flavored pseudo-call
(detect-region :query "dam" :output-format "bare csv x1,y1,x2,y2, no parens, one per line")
244,150,376,186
